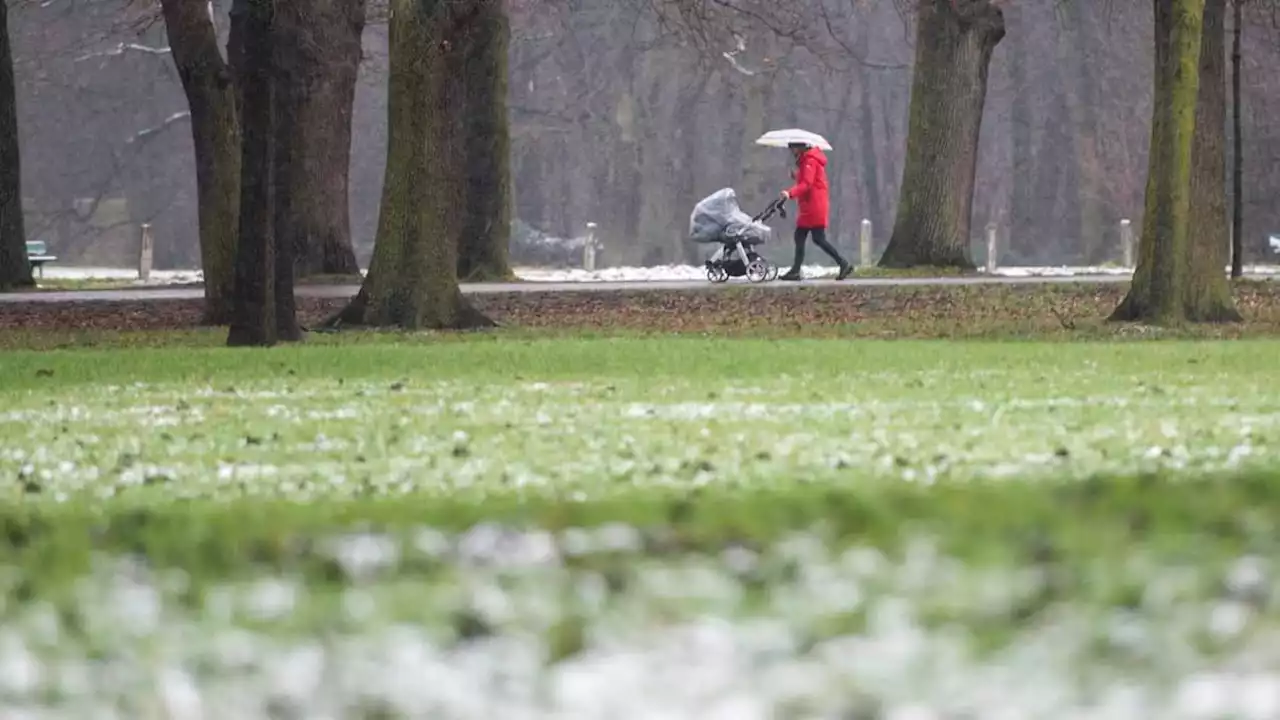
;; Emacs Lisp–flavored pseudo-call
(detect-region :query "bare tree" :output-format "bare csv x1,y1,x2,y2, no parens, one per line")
1112,0,1238,323
1186,0,1240,318
456,0,513,281
227,0,299,345
329,0,493,329
13,0,1280,280
877,0,1006,268
160,0,239,322
1231,0,1244,277
0,0,32,290
273,0,365,279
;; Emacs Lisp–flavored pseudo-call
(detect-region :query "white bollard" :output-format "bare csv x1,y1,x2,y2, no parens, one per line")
859,219,873,267
985,222,998,274
1120,218,1133,267
583,222,597,271
138,223,154,281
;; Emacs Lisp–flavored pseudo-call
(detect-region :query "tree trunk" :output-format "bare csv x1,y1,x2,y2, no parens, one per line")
1230,0,1243,278
160,0,240,323
858,73,882,235
675,69,709,264
1111,0,1236,323
1006,2,1035,264
456,0,514,281
228,0,300,345
0,0,32,291
736,42,777,219
1185,0,1241,319
273,0,364,280
1060,0,1106,264
878,0,1006,269
330,0,493,330
270,1,302,342
513,144,545,230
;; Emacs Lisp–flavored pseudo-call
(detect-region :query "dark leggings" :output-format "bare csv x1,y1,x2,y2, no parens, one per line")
790,227,847,270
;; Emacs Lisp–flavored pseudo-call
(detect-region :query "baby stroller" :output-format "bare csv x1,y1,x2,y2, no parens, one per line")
688,188,785,284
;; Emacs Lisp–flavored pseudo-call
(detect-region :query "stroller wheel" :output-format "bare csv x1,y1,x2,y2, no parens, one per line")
766,265,779,281
746,259,770,283
707,265,729,283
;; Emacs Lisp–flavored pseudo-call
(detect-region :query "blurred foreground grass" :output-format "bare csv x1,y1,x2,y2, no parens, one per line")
1,334,1279,716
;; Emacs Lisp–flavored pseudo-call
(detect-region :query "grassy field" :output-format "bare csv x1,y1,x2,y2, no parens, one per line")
2,333,1279,718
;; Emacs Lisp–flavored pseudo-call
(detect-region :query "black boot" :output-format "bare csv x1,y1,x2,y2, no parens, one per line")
810,229,851,280
782,231,806,280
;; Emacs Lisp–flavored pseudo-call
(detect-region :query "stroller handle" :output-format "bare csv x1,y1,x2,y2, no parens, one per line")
753,197,787,223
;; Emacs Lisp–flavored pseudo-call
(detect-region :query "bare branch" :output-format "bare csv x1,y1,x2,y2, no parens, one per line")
126,110,191,144
74,41,171,62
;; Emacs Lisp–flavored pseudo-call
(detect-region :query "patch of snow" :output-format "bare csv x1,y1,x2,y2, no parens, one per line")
39,267,206,285
38,263,1280,287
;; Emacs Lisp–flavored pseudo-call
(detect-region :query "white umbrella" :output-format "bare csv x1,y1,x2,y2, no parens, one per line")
755,128,833,152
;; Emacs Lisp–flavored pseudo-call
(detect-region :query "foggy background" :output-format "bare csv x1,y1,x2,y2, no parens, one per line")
9,0,1280,270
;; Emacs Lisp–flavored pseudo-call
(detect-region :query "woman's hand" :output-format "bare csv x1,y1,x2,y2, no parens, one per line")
779,190,790,200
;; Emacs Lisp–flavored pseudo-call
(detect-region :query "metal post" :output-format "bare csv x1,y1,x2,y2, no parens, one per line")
583,222,597,271
1227,222,1233,273
859,219,873,267
1120,218,1134,268
138,223,154,281
985,222,998,274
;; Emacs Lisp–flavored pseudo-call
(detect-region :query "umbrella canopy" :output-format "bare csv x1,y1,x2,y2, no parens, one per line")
755,128,833,152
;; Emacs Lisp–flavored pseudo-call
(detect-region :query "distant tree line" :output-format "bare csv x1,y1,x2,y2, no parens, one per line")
3,0,1279,330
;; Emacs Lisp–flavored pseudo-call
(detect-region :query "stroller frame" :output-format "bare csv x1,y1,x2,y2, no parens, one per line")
704,197,787,284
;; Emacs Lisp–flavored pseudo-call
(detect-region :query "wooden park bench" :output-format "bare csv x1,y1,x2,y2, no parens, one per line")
25,240,56,278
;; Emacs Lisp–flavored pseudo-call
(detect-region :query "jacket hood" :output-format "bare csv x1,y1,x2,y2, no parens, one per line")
799,147,827,166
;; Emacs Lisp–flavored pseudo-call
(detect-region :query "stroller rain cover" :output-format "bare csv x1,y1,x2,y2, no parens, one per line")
688,188,772,245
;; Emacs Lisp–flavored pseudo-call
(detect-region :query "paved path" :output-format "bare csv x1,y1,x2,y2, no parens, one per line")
0,274,1149,304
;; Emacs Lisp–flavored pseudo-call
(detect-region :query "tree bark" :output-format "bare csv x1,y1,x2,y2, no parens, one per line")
1230,0,1243,278
456,0,514,281
271,1,302,342
1005,2,1035,264
228,0,300,345
0,0,32,291
1060,0,1106,264
273,0,364,280
1111,0,1236,323
878,0,1006,269
160,0,240,323
858,73,883,235
735,36,778,221
1185,0,1240,319
331,0,493,330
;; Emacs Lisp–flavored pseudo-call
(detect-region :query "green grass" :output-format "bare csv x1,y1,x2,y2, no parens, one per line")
4,334,1278,550
1,333,1278,714
3,333,1274,388
4,336,1277,498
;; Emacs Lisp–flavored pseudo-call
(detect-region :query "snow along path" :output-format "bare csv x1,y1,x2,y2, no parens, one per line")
4,264,1277,304
30,263,1280,285
2,274,1143,304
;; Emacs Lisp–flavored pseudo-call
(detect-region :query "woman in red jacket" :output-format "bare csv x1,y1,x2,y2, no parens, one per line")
780,142,852,281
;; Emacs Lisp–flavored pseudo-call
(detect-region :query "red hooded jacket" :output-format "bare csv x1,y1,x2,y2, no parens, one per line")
785,147,830,229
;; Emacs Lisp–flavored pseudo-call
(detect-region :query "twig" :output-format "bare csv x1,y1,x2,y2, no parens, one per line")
1044,304,1075,327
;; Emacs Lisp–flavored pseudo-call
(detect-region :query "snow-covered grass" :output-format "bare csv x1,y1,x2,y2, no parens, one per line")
35,263,1280,288
2,522,1278,719
3,336,1280,717
4,350,1280,498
